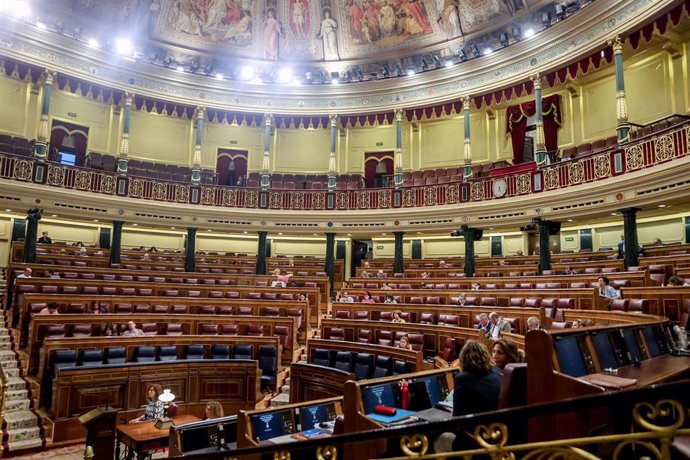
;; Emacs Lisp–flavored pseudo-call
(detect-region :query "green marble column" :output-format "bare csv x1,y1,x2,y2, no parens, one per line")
610,35,630,143
117,92,133,175
393,231,404,274
327,114,338,192
191,107,204,185
533,74,547,165
110,221,123,266
621,207,640,269
325,232,336,297
261,114,273,191
462,96,472,180
33,70,55,161
185,228,197,272
256,231,268,275
394,108,404,189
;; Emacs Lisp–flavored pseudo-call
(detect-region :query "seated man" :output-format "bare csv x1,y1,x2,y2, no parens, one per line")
487,312,511,340
38,231,52,244
526,316,541,332
122,321,144,337
476,313,490,335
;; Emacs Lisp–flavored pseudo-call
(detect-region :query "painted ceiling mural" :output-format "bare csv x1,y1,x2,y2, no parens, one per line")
46,0,524,62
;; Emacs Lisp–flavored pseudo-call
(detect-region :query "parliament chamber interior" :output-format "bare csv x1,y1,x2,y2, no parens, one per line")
1,0,690,458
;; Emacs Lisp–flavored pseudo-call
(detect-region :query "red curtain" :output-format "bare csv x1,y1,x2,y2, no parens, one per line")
364,152,394,188
216,149,247,186
506,95,561,164
50,120,89,166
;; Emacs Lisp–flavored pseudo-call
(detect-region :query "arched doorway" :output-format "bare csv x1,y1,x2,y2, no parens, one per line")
216,149,248,186
364,152,394,188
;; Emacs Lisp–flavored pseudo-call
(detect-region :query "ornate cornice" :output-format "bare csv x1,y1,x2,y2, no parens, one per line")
0,0,672,114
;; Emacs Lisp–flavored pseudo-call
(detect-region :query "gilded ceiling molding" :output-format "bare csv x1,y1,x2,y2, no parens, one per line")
0,0,673,114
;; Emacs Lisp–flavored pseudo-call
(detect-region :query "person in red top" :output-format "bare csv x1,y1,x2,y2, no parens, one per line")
273,268,293,287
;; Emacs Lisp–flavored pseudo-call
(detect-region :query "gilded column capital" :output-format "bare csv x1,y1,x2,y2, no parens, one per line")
531,73,542,90
394,107,404,121
608,35,624,55
42,69,56,86
462,96,471,109
196,106,205,120
329,113,338,127
263,113,274,126
124,92,134,106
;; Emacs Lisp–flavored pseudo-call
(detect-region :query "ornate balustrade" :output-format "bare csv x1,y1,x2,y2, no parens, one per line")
2,121,688,211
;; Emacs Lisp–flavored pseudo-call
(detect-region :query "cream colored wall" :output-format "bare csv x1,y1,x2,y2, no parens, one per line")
0,216,12,268
344,125,400,173
0,76,32,137
121,228,184,251
128,111,192,165
274,129,330,173
272,238,326,257
371,239,411,258
418,118,462,168
503,234,527,256
423,237,491,257
559,230,581,252
37,220,100,246
50,89,114,154
196,234,257,254
202,122,263,170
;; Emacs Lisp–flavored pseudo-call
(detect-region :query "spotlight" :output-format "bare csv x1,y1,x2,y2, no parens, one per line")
305,71,313,83
115,37,133,56
470,45,481,57
523,28,535,38
318,70,326,84
555,3,567,19
510,26,521,38
8,2,31,18
330,71,340,83
176,64,184,72
483,47,494,55
407,68,416,76
203,62,214,75
163,55,173,67
356,69,364,81
444,59,454,68
278,68,294,84
395,62,403,77
420,59,428,71
239,65,254,80
458,49,468,61
73,26,83,40
36,21,48,30
190,58,200,73
215,73,224,80
499,32,510,46
381,65,389,78
343,70,352,83
542,12,552,27
87,38,100,49
432,54,442,68
54,21,65,34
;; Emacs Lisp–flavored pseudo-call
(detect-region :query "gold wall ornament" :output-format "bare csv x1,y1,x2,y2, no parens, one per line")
394,107,404,122
100,175,116,194
633,399,685,431
403,189,416,207
175,184,189,202
616,90,629,123
535,120,546,151
269,192,282,209
336,192,348,209
37,114,49,144
625,145,644,170
653,135,675,162
201,187,215,205
74,170,92,190
129,179,144,197
544,168,559,190
612,440,662,460
608,34,624,55
245,190,258,207
192,145,202,168
329,113,338,127
222,189,237,206
47,165,65,186
273,450,290,460
424,187,437,206
356,191,369,209
568,161,584,185
394,147,403,173
400,433,429,456
119,132,130,158
471,182,485,201
261,150,271,173
446,184,460,204
516,174,531,194
152,182,167,200
290,192,304,209
594,155,611,179
474,423,509,449
378,189,392,208
312,192,326,209
464,138,472,164
316,445,338,460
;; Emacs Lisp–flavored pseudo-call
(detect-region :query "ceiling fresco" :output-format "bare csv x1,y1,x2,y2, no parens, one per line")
45,0,527,63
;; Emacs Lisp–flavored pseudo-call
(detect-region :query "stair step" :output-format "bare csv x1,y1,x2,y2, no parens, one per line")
3,411,39,430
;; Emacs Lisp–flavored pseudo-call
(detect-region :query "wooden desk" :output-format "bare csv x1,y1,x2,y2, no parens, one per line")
614,354,690,387
116,415,200,459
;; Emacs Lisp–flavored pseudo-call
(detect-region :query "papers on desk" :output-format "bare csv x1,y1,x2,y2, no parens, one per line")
580,373,638,389
366,409,417,424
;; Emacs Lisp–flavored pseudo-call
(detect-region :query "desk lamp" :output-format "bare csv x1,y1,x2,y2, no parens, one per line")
155,389,176,430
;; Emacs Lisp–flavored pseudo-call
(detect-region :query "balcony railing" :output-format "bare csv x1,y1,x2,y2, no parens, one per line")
2,121,688,211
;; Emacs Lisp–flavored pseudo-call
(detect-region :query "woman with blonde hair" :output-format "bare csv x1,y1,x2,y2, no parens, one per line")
205,401,224,419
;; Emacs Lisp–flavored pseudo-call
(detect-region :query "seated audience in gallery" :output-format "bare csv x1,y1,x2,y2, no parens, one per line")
38,302,59,315
526,316,542,331
486,312,512,340
392,310,406,323
667,276,689,287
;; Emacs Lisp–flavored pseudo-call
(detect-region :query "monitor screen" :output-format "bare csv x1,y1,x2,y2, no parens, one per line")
554,336,588,377
591,332,618,370
250,410,296,442
361,383,397,414
221,417,238,445
410,374,450,407
179,427,210,453
59,151,76,166
177,416,237,453
298,402,337,430
642,326,661,358
622,329,643,362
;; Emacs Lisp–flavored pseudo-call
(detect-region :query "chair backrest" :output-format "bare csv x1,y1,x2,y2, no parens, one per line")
353,353,374,380
259,346,278,378
232,344,253,360
312,348,331,367
78,349,103,366
158,345,178,361
610,299,628,312
498,363,528,409
372,356,392,378
627,299,648,313
333,351,353,372
419,312,436,324
135,346,157,362
185,344,204,360
247,324,265,336
52,349,77,372
408,333,424,352
392,359,408,375
211,344,231,360
104,346,126,364
357,329,372,343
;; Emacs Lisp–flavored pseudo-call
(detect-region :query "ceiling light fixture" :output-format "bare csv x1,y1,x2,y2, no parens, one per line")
523,28,535,38
114,37,133,56
87,38,100,49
